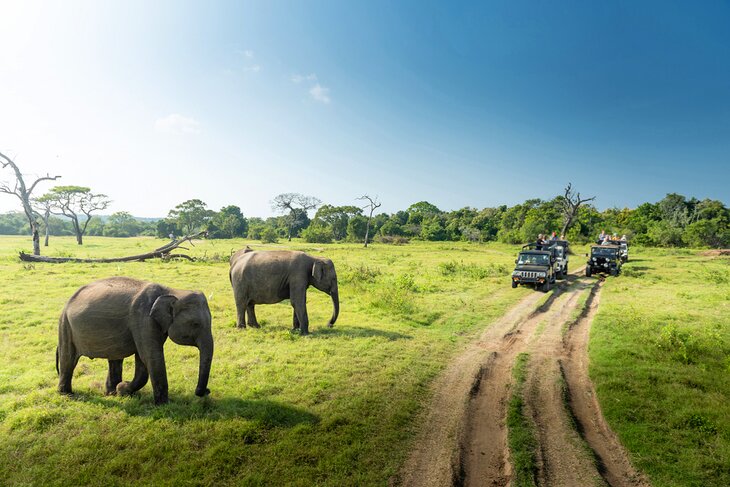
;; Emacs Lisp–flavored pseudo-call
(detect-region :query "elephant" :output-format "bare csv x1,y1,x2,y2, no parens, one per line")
229,248,339,335
56,277,214,405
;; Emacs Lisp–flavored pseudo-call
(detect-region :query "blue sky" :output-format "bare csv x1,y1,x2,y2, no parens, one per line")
1,1,728,217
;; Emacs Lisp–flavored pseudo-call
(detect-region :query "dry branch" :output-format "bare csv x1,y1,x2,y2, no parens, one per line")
18,232,207,263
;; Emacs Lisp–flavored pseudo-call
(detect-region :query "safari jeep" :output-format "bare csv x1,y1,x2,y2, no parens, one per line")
586,244,622,277
619,241,629,262
545,239,569,279
511,245,557,292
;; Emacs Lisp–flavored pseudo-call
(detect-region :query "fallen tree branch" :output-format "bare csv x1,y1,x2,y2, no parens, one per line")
18,231,207,263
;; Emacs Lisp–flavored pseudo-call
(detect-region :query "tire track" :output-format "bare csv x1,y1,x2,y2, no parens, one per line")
399,268,583,487
399,266,649,487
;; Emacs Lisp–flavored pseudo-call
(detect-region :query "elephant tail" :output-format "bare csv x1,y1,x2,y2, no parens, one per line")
55,347,59,375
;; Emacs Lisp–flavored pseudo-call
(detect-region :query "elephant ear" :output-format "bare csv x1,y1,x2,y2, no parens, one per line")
150,294,178,333
312,260,325,282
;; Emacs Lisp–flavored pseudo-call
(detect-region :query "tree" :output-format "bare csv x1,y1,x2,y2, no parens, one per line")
313,204,362,240
357,195,382,247
33,194,56,246
0,152,61,254
559,183,595,237
104,212,142,237
406,201,442,225
271,193,321,241
167,199,214,235
39,186,110,245
208,205,248,239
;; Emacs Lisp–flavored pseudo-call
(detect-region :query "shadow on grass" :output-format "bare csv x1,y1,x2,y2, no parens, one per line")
72,393,319,427
309,325,411,340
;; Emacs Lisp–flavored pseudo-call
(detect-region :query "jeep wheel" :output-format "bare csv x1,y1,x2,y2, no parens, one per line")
541,280,551,292
586,267,592,277
610,268,617,277
511,280,518,289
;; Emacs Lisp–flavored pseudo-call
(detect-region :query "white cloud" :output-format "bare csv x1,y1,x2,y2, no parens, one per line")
244,49,254,58
291,73,317,83
309,83,331,104
246,64,261,73
154,114,201,134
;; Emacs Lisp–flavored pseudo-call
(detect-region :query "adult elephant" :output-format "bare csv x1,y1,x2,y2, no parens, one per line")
229,249,339,335
57,277,214,405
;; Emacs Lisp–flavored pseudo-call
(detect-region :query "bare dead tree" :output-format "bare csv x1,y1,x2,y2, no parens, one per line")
0,151,61,255
271,193,322,241
357,195,382,248
560,183,595,237
19,231,206,263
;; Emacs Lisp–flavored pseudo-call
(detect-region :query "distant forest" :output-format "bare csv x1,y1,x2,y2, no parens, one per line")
0,192,727,248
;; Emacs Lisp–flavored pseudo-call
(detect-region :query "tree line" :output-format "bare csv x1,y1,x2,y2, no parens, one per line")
2,154,728,250
1,191,727,248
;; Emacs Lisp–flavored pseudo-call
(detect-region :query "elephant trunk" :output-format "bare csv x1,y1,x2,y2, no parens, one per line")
195,335,214,397
328,287,339,327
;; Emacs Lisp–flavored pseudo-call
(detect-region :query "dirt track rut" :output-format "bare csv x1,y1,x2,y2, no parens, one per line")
399,269,650,487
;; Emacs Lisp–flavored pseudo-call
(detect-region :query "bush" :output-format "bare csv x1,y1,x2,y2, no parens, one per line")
301,225,333,243
260,227,279,244
375,235,409,245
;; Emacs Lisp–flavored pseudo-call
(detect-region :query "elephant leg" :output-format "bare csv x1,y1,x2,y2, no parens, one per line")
247,304,260,328
292,308,300,330
145,350,169,405
105,359,124,395
291,292,309,335
116,353,149,396
57,324,79,394
58,349,79,395
233,288,248,328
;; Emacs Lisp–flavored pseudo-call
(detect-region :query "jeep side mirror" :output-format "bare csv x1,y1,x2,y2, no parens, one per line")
514,259,518,264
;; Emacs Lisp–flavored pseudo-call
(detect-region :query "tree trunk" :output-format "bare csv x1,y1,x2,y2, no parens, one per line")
19,231,206,263
32,224,40,255
364,216,371,248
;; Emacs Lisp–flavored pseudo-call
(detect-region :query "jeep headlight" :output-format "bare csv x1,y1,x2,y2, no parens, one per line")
538,272,546,277
512,271,521,277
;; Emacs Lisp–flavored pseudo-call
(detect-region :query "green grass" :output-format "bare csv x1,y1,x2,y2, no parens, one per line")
507,352,538,487
0,236,528,486
2,237,728,485
590,248,730,487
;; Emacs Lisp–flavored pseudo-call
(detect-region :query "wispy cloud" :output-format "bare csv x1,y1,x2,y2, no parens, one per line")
291,73,317,84
246,64,261,73
309,83,331,104
292,73,331,103
244,49,254,59
154,114,201,134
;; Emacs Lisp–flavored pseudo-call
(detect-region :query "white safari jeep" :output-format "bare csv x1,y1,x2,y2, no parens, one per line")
546,239,569,279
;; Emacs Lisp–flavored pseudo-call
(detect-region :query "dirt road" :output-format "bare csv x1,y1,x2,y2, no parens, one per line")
399,270,650,487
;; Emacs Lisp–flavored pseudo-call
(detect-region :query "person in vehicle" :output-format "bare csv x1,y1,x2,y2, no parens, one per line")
535,234,545,250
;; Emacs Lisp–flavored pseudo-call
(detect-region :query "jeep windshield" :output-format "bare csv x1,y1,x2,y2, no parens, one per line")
518,253,550,266
592,247,617,257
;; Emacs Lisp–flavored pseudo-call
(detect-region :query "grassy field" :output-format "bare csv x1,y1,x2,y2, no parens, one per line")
591,248,730,487
0,236,727,486
0,236,529,486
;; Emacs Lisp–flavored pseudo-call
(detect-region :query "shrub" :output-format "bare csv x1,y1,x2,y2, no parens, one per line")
260,227,279,244
301,225,333,243
375,235,410,245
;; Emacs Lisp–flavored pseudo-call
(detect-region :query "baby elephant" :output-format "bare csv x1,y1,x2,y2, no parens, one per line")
229,249,339,335
57,277,214,405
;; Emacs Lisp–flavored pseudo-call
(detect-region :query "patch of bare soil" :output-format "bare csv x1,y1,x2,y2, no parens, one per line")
399,268,649,487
